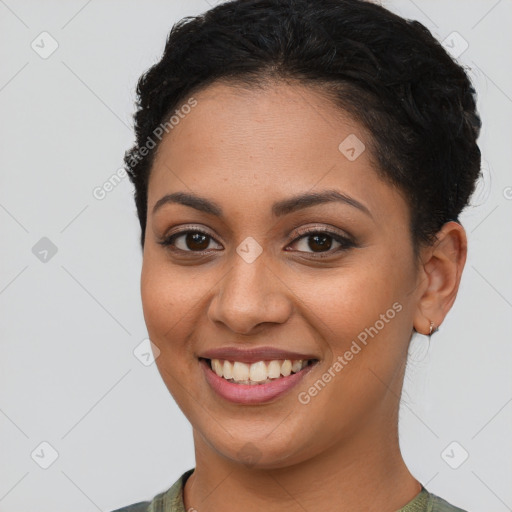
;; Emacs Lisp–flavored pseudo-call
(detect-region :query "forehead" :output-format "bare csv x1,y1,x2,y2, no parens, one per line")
152,79,370,171
148,80,407,223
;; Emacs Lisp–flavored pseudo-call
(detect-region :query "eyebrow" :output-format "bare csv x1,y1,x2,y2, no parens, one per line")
152,189,372,218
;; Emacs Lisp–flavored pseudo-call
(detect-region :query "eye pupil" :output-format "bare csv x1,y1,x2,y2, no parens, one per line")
309,234,332,252
187,232,209,250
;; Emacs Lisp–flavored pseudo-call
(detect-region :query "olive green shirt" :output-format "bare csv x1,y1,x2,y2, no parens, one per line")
111,469,468,512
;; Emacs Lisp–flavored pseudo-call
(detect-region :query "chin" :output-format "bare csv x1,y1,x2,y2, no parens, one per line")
203,428,315,470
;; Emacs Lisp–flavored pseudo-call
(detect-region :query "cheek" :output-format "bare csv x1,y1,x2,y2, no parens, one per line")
140,249,197,334
140,254,192,364
140,260,172,339
290,261,412,432
305,255,410,343
140,257,202,412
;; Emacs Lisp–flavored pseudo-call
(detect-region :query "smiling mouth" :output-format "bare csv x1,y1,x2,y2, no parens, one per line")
200,357,318,385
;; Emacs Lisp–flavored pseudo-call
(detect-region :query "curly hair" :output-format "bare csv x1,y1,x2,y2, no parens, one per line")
124,0,481,251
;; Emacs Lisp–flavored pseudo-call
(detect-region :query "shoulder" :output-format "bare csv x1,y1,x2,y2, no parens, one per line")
109,502,151,512
108,490,166,512
400,487,469,512
108,468,194,512
428,492,469,512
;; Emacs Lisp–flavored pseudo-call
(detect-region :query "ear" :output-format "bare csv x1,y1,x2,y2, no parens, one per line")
413,221,467,335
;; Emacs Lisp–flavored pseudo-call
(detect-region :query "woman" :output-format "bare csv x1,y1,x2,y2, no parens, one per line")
114,0,480,510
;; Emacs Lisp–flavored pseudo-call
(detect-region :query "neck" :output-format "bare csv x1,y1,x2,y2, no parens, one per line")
183,417,421,512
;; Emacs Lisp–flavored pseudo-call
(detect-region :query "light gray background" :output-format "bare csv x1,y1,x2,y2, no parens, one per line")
1,0,511,511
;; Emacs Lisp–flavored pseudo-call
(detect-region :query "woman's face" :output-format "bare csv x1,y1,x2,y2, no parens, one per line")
141,80,422,468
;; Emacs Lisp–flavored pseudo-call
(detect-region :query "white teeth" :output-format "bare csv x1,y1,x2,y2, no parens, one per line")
280,359,292,377
209,358,312,384
223,360,233,379
212,358,223,377
232,361,250,381
291,360,302,373
267,360,282,379
249,361,268,382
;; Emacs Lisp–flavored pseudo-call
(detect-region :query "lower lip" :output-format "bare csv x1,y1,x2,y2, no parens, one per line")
200,359,316,405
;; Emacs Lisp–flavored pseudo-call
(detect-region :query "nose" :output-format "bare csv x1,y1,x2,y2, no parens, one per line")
207,253,293,335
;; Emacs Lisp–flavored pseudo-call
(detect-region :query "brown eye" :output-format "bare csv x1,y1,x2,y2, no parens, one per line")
288,230,356,256
182,232,210,251
305,233,333,252
160,230,222,252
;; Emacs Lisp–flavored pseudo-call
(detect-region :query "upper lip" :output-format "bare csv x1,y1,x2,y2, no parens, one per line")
199,346,319,364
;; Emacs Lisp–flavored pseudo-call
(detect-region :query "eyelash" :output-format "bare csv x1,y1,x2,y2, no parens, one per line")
158,226,356,259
